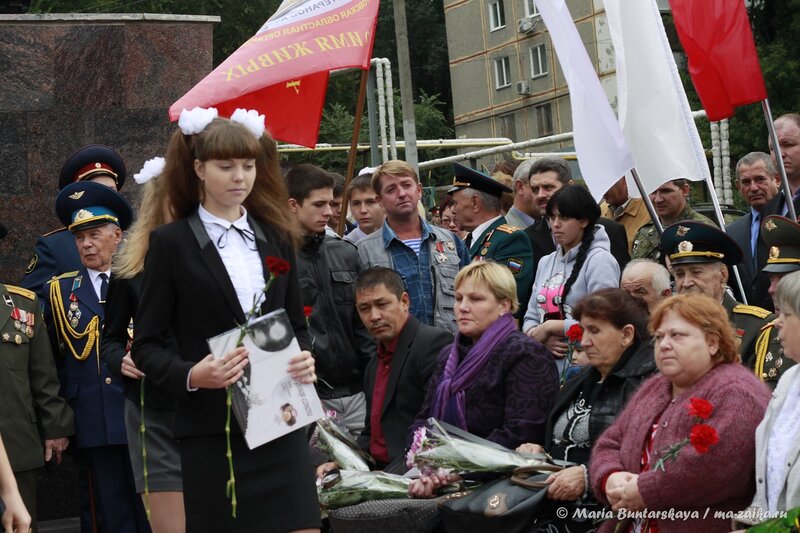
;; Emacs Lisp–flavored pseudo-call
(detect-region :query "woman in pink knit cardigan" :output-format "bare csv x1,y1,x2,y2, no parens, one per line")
590,294,771,533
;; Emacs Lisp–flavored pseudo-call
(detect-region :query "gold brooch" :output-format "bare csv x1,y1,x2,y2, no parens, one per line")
73,209,94,222
764,219,777,232
676,225,690,237
769,246,780,260
678,241,693,253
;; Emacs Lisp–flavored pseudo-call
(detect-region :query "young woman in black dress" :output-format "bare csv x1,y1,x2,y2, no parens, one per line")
132,113,320,533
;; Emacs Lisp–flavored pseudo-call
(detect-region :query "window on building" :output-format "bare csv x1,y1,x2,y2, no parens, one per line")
530,43,548,78
498,114,517,141
494,56,511,89
525,0,540,18
536,103,554,136
488,1,506,31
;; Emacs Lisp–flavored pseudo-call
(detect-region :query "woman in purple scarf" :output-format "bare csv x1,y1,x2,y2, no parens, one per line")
408,262,559,498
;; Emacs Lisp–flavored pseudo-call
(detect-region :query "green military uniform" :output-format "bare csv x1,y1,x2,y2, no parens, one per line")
661,221,787,389
0,283,75,528
631,204,715,261
470,217,535,312
449,162,535,313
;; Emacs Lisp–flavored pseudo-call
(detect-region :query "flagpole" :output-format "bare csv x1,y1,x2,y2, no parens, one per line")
337,68,370,236
762,98,798,221
630,167,662,235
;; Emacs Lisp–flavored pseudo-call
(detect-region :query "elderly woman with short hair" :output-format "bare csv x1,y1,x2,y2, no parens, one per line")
590,294,770,533
735,271,800,529
408,261,559,498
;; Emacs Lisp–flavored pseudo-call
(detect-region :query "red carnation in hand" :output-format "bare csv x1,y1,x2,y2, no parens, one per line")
566,324,583,344
688,397,713,420
303,306,313,318
689,423,719,454
265,256,290,276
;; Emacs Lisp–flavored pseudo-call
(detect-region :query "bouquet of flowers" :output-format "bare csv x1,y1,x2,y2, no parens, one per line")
310,417,373,472
317,470,412,509
654,397,719,471
562,323,584,384
406,418,563,476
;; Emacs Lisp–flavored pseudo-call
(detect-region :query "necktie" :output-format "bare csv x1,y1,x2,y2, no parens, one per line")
464,233,473,249
99,273,109,303
217,225,257,251
752,213,760,271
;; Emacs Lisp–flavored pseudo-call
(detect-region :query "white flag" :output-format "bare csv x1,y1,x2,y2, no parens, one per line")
535,0,634,201
604,0,711,196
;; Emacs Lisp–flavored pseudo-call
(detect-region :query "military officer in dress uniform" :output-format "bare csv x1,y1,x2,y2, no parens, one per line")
661,221,787,388
22,145,126,315
0,225,74,533
46,182,149,533
448,162,535,315
761,215,800,297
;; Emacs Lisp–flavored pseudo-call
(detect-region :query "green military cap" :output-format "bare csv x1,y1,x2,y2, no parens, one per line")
448,162,512,197
661,221,743,266
761,215,800,274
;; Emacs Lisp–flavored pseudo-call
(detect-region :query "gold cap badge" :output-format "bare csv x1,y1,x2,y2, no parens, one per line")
68,191,85,200
764,219,778,232
676,225,690,237
678,241,693,253
73,209,94,222
769,246,781,260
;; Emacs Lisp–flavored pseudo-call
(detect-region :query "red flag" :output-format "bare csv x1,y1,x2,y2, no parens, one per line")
169,0,379,147
669,0,766,121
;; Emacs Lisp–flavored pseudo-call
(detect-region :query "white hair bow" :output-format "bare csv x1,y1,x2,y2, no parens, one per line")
230,108,266,139
178,107,218,135
133,157,166,185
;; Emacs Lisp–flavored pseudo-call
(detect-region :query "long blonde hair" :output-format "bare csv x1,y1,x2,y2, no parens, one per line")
163,118,298,246
113,175,173,279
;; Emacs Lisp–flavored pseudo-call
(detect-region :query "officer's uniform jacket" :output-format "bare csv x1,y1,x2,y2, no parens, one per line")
21,228,82,317
723,293,792,389
470,216,535,314
47,268,126,449
0,284,74,472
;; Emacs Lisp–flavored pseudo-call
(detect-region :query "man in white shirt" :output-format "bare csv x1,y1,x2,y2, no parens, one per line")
47,181,149,532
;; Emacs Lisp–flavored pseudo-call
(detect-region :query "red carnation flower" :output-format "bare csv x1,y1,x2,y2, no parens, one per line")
689,423,719,454
265,256,290,276
566,324,583,344
687,397,713,420
303,306,313,318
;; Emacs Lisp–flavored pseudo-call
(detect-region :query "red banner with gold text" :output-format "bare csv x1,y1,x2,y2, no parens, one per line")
169,0,379,147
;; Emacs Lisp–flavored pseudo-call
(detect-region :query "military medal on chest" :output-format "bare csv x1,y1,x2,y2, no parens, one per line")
9,307,35,338
434,241,448,263
68,293,81,328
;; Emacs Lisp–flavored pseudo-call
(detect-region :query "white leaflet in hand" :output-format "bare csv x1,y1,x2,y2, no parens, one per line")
207,309,324,449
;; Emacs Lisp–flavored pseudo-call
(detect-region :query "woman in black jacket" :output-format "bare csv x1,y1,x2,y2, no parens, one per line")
131,113,319,533
517,288,657,532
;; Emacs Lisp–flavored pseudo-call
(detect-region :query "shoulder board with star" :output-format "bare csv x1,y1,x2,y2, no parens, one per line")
732,304,771,320
5,285,35,300
47,271,80,284
495,224,520,234
42,227,68,238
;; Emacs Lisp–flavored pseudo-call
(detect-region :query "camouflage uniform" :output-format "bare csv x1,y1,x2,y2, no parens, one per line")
631,205,715,262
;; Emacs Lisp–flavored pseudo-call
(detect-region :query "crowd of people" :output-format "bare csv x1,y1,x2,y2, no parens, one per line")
2,109,800,533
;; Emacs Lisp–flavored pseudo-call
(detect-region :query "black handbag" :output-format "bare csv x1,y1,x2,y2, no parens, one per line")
437,469,552,533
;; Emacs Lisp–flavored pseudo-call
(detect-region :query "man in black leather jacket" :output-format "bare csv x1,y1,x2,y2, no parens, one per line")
286,164,375,437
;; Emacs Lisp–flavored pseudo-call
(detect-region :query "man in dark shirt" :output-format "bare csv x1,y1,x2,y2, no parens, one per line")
286,164,374,437
318,268,452,476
